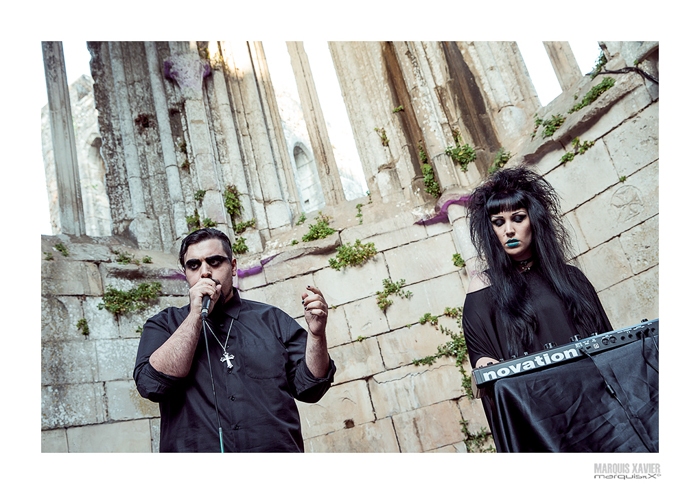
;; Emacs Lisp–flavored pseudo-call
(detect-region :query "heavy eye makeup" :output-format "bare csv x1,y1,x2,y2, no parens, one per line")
185,255,229,271
491,211,527,227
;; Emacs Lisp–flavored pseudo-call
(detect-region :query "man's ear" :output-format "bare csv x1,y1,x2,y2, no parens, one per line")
231,258,237,272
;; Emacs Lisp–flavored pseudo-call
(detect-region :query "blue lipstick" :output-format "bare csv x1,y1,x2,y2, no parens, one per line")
506,239,520,248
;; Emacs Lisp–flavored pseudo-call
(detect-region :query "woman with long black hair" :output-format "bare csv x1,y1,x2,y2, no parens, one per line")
462,166,612,370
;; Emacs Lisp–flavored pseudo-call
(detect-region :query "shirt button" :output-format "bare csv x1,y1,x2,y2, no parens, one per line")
233,425,240,430
229,395,235,401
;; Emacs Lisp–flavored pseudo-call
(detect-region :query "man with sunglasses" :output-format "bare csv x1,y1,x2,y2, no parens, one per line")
134,228,336,452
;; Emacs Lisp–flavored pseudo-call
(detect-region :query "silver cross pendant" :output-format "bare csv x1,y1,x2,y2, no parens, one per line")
220,352,234,369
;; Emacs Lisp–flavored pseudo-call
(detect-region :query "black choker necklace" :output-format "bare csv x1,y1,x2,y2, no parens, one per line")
515,257,534,273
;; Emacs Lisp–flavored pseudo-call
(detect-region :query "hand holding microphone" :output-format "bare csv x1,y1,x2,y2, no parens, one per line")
198,277,221,319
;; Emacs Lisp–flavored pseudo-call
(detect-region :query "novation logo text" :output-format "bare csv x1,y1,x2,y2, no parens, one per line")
479,347,580,382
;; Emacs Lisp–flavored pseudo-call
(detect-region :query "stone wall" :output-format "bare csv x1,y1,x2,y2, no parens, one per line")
41,41,658,452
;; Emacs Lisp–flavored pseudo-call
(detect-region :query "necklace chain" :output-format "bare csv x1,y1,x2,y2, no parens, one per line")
204,319,235,368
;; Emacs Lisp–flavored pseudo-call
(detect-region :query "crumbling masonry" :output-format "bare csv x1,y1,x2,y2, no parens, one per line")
41,41,659,452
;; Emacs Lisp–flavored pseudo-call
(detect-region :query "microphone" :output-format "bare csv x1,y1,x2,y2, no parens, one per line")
201,295,211,319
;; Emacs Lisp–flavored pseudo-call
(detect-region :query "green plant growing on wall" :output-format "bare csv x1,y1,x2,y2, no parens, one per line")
234,219,256,234
328,239,378,271
98,282,162,316
375,127,389,147
393,105,404,113
181,158,191,172
224,185,256,234
296,212,307,225
445,131,477,173
186,210,201,232
540,114,566,137
559,137,595,164
194,189,206,203
77,318,89,336
590,50,608,79
355,203,364,225
302,212,336,242
452,253,466,268
461,420,496,453
54,242,69,257
44,252,54,261
142,256,153,264
487,147,512,174
413,307,472,398
418,143,441,198
375,278,412,312
202,218,216,228
568,77,615,114
231,236,249,255
530,113,543,139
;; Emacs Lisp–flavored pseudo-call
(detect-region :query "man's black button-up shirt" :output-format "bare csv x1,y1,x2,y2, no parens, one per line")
134,288,335,452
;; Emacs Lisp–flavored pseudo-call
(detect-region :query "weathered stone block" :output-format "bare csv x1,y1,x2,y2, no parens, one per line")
313,256,389,307
619,214,658,275
542,142,618,214
428,441,468,453
95,339,140,382
384,272,466,330
392,400,464,452
384,233,458,286
65,419,153,452
581,84,654,144
82,295,120,340
42,383,106,429
117,296,189,339
42,259,103,296
264,250,336,284
298,380,375,438
339,209,424,249
578,237,634,292
563,210,590,257
41,428,69,452
303,417,400,453
343,295,390,340
598,265,658,330
42,340,98,386
261,273,315,319
457,396,491,435
369,361,464,419
329,338,385,384
574,160,658,248
105,379,159,421
99,262,187,297
604,103,658,178
41,296,85,343
376,320,454,370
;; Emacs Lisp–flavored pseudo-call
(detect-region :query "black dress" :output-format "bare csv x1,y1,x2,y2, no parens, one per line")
462,263,613,367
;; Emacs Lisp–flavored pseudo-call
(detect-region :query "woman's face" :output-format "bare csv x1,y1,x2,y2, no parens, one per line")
490,208,533,262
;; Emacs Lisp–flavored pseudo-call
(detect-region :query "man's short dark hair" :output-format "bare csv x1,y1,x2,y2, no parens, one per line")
178,228,233,269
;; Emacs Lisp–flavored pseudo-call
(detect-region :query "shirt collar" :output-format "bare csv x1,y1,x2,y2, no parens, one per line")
219,286,242,320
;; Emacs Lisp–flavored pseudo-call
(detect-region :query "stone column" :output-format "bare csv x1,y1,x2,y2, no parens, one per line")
165,43,230,232
543,42,582,92
287,41,345,206
219,41,291,234
249,42,302,219
144,41,189,238
42,41,86,236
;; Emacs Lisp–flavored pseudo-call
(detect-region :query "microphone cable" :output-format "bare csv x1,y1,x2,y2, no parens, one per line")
202,314,225,453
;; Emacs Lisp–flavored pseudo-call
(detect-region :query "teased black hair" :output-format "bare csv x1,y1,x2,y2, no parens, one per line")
466,166,601,355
